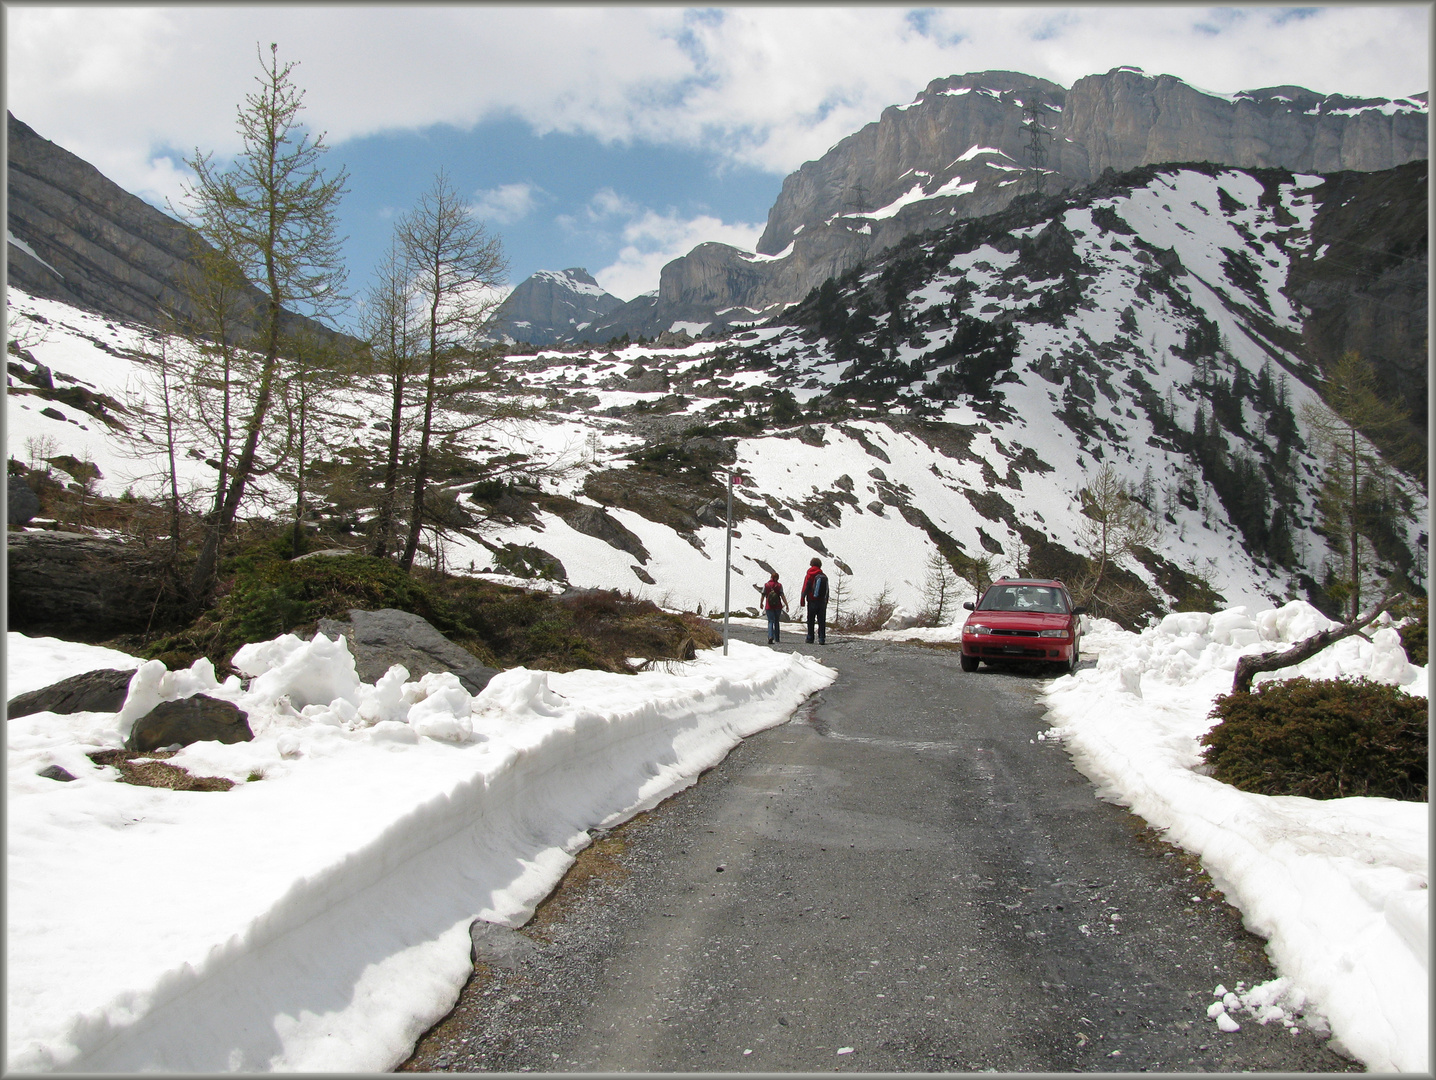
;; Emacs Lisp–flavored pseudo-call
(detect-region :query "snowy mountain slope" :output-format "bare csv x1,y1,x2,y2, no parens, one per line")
7,164,1426,627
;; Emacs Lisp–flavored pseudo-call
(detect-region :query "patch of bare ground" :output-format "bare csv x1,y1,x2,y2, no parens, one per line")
87,749,236,791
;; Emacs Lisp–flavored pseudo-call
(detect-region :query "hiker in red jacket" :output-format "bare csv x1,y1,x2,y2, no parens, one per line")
760,571,788,644
798,557,830,644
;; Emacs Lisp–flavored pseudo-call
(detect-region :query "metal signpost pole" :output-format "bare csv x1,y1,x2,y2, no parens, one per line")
722,470,734,655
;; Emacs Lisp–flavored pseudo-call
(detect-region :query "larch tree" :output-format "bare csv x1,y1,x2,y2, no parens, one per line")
118,237,254,564
180,42,348,600
280,325,359,556
393,170,508,572
1073,462,1157,617
920,549,961,626
1301,351,1418,621
358,241,423,559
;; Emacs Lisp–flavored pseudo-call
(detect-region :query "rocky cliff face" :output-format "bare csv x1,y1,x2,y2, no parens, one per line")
489,268,624,347
1058,71,1429,181
1285,159,1428,451
574,67,1425,344
6,112,349,348
7,112,205,326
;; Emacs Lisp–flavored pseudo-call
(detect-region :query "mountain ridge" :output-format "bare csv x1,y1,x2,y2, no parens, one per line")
6,111,354,352
510,66,1425,347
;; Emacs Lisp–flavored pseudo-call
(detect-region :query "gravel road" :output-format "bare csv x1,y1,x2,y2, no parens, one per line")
399,628,1361,1073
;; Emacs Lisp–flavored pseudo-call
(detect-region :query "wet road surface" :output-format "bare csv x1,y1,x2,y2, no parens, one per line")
401,629,1360,1072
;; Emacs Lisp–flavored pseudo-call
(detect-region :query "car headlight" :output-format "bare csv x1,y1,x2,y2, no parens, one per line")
1038,629,1070,638
965,625,994,635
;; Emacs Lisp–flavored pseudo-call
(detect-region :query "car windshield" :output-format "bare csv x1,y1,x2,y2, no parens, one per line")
977,585,1067,614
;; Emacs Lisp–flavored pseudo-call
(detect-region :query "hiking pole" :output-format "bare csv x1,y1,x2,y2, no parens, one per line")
723,469,734,655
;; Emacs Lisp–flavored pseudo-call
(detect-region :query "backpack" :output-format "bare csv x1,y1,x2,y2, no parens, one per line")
762,580,785,610
809,571,829,604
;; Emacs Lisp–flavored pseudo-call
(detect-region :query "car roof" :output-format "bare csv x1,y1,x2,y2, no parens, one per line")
987,578,1068,589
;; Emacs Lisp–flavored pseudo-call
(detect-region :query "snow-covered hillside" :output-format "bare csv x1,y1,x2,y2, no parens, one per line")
6,164,1426,623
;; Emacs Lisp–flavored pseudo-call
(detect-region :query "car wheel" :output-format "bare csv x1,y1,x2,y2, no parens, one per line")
960,653,979,673
1064,643,1080,674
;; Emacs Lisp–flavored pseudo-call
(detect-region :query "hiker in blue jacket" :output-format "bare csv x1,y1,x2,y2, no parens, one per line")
798,557,829,644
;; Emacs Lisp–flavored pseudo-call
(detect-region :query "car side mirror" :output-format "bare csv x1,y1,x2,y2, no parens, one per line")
1072,606,1088,616
962,601,975,611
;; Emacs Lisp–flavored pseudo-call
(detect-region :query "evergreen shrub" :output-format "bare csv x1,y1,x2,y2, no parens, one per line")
1201,676,1428,801
1397,595,1428,666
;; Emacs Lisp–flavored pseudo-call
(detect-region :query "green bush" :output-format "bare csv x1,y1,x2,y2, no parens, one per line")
144,552,720,678
145,552,459,671
1201,677,1428,801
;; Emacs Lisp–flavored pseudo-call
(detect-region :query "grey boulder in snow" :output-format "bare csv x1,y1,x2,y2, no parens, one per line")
8,667,136,719
317,608,497,694
126,694,254,752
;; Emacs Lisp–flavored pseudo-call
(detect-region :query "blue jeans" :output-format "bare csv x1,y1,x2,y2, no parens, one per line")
767,609,781,642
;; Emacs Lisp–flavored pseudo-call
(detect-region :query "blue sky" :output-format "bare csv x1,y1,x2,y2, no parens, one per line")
7,5,1429,321
327,119,781,307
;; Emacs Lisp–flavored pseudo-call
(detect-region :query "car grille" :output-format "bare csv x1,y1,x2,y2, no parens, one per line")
993,629,1040,637
977,645,1050,658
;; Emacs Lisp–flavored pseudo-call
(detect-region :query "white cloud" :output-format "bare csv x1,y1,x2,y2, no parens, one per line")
470,182,542,225
590,206,765,302
7,6,1427,200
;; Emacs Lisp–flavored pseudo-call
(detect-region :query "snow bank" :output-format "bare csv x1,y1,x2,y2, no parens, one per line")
1041,601,1428,1072
7,632,836,1072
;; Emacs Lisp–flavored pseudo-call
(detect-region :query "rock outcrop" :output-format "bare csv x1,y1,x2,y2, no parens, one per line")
315,608,497,693
563,68,1426,344
1057,72,1429,181
8,475,41,525
7,531,180,637
555,503,651,564
1286,159,1429,448
8,667,137,719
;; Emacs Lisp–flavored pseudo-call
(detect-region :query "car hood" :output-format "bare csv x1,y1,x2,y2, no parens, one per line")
964,611,1073,630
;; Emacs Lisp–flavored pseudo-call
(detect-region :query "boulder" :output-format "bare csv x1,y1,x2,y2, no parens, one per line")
8,667,137,719
7,531,178,636
8,475,41,526
37,764,77,782
126,694,253,752
317,608,497,694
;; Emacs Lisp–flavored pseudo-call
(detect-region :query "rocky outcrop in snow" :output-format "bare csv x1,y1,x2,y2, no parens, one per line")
315,608,497,694
7,531,179,636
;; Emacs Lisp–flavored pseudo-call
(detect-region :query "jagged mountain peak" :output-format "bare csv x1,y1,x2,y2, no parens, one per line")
489,266,624,347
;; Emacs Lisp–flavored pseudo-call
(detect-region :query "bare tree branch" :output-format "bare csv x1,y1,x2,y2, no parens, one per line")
1231,591,1404,695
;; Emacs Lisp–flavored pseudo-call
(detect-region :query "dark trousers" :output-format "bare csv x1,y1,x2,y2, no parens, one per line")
806,603,827,643
767,609,781,642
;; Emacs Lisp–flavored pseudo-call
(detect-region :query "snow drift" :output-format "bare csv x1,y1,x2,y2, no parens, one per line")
6,633,836,1071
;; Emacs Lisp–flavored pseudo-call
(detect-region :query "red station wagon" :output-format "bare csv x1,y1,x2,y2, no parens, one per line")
960,578,1086,674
